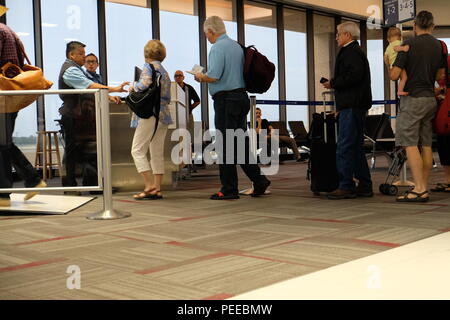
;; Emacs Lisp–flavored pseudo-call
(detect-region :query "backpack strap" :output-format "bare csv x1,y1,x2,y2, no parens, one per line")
149,63,161,141
440,40,449,86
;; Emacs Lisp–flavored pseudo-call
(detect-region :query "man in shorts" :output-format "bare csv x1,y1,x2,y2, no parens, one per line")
390,11,446,202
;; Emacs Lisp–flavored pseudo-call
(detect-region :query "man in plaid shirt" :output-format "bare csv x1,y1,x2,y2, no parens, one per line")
0,5,46,207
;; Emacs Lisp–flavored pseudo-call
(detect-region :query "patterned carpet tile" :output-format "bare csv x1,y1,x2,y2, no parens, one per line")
14,234,141,254
249,237,386,269
144,255,317,296
323,225,441,245
353,212,450,230
109,222,234,243
81,242,212,271
1,258,133,298
185,230,302,252
172,213,271,229
0,246,65,269
239,219,357,237
65,274,218,300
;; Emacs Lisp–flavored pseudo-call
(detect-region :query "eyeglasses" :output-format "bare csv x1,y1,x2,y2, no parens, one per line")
174,74,184,78
86,60,98,64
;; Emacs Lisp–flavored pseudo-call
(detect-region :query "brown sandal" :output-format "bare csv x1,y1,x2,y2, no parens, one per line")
133,188,156,200
147,190,163,200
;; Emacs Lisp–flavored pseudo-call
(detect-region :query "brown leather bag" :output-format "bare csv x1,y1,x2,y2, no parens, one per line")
0,38,53,113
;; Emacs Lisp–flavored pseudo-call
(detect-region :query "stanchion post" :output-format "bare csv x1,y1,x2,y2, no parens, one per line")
87,89,131,220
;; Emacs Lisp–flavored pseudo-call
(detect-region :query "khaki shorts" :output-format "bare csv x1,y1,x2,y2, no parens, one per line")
395,96,437,147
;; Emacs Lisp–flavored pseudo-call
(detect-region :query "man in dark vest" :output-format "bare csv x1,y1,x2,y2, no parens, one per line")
59,41,127,188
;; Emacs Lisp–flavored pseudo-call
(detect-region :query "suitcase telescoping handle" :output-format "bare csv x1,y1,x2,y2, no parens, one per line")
321,91,334,144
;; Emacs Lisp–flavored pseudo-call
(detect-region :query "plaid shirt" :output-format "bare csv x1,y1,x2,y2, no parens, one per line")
0,23,24,68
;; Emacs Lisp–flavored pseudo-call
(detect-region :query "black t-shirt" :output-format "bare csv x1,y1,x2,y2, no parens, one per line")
181,83,200,112
256,119,271,131
393,34,446,97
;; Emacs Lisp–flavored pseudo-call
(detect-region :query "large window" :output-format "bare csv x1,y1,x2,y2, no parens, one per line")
206,0,237,130
367,28,384,115
284,9,308,129
42,0,99,131
6,0,37,149
313,14,334,109
160,0,200,124
244,1,279,122
106,1,151,94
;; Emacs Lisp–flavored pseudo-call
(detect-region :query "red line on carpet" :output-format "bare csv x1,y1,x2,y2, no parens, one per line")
352,239,400,248
135,252,230,275
0,258,68,272
298,217,352,224
202,293,234,300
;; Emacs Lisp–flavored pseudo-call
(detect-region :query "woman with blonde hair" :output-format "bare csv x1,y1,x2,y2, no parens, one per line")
130,40,172,200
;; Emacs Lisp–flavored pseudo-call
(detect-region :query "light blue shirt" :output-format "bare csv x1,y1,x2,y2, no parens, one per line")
207,34,245,96
63,63,94,89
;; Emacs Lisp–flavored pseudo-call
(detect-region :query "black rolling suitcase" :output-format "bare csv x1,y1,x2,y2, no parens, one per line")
307,92,339,195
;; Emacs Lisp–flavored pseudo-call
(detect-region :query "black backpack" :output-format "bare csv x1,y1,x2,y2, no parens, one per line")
239,43,275,94
125,63,161,139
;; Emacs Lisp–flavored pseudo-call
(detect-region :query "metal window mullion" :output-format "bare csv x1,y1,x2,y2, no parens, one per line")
306,10,315,122
151,0,160,39
33,0,45,132
197,0,209,129
236,0,245,44
276,4,286,123
97,0,108,83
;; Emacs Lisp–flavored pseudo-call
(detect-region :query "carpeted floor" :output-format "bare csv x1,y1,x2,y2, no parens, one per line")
1,157,449,300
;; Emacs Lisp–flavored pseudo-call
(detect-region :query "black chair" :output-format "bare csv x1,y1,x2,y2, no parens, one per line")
288,120,310,148
364,113,395,168
269,121,292,149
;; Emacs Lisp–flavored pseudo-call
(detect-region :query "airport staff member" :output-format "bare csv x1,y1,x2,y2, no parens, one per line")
194,16,270,200
84,53,103,84
174,70,200,139
58,41,128,188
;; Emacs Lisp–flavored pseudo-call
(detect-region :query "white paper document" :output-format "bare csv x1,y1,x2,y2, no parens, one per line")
186,64,204,75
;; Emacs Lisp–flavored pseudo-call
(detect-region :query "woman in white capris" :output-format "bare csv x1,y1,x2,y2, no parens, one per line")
130,40,172,200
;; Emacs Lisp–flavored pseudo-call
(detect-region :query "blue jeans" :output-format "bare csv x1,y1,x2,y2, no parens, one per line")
336,108,372,191
213,90,269,195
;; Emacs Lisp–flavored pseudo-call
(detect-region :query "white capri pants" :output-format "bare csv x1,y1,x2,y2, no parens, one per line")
131,116,168,174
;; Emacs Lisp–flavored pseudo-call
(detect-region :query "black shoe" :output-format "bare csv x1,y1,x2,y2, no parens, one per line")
327,188,356,200
251,180,271,197
210,192,240,200
355,183,374,197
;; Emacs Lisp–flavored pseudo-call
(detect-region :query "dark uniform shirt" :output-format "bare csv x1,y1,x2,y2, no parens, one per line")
180,82,200,113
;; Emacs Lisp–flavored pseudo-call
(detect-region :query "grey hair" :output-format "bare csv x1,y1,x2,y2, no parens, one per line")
203,16,226,35
337,21,360,40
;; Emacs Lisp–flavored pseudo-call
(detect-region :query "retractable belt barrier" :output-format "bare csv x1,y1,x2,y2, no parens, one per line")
0,89,131,220
254,99,398,106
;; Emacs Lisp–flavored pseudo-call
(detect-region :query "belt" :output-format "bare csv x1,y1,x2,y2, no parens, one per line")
212,88,246,100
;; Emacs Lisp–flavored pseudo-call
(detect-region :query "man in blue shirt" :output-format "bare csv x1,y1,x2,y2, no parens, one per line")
195,16,270,200
58,41,128,188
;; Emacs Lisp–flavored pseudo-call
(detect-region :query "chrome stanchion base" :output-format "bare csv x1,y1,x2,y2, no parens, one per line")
86,209,131,220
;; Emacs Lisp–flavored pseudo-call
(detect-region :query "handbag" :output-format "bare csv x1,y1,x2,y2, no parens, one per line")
0,36,53,113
